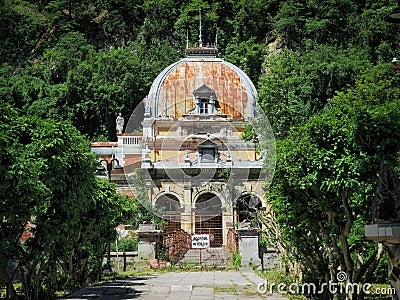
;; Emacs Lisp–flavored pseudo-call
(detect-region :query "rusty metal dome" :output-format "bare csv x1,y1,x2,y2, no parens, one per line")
145,48,257,120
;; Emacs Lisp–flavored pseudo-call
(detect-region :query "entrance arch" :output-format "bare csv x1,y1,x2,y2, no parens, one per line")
155,193,181,233
236,194,262,223
195,192,223,247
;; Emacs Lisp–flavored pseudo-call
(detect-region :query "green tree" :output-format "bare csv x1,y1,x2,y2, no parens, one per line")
0,0,48,65
267,64,400,297
0,102,130,299
63,42,178,140
0,40,179,140
40,31,94,83
258,46,372,137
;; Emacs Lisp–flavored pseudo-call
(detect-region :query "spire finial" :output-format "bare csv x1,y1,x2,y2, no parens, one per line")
199,8,203,47
186,29,189,49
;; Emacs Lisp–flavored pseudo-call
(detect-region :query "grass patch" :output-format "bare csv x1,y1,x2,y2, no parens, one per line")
230,250,241,268
169,263,237,272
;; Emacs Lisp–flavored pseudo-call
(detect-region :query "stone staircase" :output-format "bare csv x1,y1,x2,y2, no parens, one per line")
180,247,231,266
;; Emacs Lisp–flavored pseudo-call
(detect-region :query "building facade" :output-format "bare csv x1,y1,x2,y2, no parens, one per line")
139,46,265,248
92,45,267,249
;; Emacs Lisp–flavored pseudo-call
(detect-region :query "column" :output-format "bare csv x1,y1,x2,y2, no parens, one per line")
181,182,193,233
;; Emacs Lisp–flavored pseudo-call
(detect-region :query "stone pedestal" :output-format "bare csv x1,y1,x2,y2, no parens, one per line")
262,248,282,270
137,223,162,260
237,226,261,269
365,223,400,243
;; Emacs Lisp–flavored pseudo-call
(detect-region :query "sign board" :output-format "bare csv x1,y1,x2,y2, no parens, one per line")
192,234,210,249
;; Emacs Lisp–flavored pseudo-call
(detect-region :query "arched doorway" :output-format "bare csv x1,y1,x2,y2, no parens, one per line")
236,194,262,223
195,192,223,247
155,194,181,233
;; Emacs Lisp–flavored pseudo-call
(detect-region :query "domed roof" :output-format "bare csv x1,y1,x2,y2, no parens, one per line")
145,48,257,119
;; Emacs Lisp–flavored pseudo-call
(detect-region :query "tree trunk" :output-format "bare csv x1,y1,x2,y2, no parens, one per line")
387,243,400,300
356,243,384,300
0,267,18,300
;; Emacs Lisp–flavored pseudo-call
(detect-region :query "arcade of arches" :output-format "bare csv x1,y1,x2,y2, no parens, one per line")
152,187,264,248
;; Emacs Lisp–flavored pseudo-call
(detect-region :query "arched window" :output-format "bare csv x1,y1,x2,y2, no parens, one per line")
155,194,181,233
195,192,223,247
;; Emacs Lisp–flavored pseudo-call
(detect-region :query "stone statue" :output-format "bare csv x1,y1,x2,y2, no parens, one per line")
116,113,124,134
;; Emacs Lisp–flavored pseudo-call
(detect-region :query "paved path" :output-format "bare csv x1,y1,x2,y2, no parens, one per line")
65,270,287,300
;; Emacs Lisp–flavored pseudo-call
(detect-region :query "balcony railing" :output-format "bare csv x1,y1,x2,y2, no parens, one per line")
118,134,142,146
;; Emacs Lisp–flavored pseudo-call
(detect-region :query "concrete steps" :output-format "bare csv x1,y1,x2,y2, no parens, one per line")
180,247,231,265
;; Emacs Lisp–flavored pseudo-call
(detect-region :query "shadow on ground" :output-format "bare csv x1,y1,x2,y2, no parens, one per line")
65,276,155,299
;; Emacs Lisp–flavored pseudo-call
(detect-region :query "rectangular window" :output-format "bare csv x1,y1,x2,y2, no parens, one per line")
200,99,208,114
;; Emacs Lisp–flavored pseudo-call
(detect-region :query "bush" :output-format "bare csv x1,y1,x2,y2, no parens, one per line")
231,250,242,267
112,237,138,252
